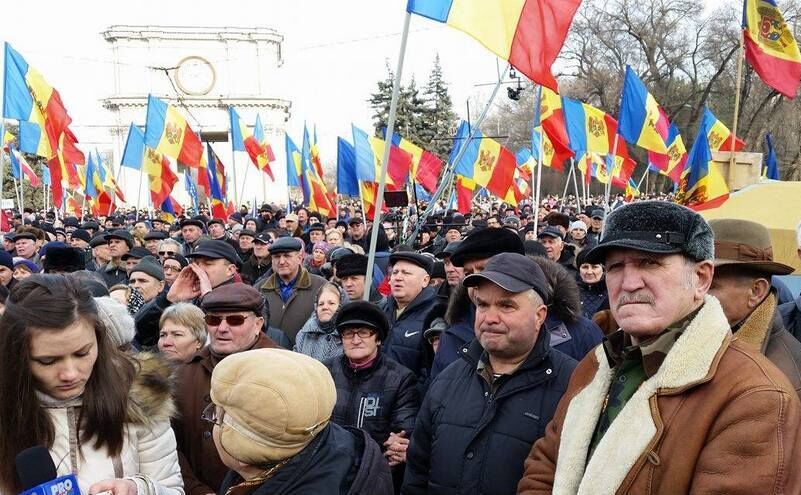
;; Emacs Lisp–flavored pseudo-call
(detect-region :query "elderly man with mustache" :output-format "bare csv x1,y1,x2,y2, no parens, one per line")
518,201,801,494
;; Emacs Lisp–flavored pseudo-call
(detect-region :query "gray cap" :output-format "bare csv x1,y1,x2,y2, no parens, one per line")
584,201,714,264
130,256,165,281
463,252,551,303
269,237,303,254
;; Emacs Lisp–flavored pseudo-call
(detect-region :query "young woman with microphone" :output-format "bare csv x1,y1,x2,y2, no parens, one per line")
0,275,183,495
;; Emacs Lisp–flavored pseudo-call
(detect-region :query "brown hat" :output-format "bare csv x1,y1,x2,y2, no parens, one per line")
201,283,264,314
709,219,794,275
210,349,336,464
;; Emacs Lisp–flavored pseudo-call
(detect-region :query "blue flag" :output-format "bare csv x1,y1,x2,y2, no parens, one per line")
336,137,359,196
184,172,199,213
121,123,145,170
765,133,780,180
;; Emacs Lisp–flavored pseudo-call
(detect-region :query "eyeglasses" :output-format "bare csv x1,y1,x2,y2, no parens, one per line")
158,251,177,256
163,265,182,273
340,328,376,340
201,402,224,426
204,314,251,327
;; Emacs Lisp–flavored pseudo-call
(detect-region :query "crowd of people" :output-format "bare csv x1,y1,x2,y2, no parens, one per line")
1,192,800,494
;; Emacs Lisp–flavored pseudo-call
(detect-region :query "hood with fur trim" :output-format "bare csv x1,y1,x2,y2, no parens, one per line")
530,256,582,324
126,352,176,425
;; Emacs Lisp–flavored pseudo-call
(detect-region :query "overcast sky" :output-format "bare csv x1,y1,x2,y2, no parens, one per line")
2,0,729,204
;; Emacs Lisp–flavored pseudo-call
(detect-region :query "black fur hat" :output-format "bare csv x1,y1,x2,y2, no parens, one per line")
43,246,86,273
585,201,714,264
450,227,525,267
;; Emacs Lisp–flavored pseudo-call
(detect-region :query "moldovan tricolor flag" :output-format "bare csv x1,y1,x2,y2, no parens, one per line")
743,0,801,98
451,121,516,198
618,66,670,153
677,127,729,211
407,0,581,91
144,95,203,167
3,42,84,164
703,107,745,152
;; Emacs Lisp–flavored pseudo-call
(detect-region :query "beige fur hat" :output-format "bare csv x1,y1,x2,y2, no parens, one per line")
210,348,336,464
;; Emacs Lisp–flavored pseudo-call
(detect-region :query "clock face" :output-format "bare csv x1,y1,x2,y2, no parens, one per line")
175,56,216,96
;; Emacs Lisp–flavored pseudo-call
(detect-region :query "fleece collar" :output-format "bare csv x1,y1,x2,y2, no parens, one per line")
552,295,731,495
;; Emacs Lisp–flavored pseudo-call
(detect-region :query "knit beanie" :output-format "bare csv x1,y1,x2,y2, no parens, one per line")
94,296,135,347
210,349,336,464
131,256,165,281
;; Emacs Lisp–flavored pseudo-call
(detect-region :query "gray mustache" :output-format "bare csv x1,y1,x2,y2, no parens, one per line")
617,293,655,306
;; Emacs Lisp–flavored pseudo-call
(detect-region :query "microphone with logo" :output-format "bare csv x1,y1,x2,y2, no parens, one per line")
15,446,79,495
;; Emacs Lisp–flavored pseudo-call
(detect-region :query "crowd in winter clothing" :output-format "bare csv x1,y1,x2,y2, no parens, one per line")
1,195,801,494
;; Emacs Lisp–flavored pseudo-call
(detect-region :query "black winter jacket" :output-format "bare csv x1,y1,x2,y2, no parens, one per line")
577,277,610,319
380,286,438,380
240,255,272,286
403,329,577,495
218,423,393,495
325,352,419,449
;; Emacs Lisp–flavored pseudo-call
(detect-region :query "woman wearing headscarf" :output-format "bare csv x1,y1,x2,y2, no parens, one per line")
294,283,348,362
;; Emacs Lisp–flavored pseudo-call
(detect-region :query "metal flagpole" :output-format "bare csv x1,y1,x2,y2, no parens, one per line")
636,167,649,190
408,63,510,244
364,11,412,300
136,168,145,215
238,160,250,209
561,163,572,199
571,160,581,209
230,147,240,209
532,86,545,233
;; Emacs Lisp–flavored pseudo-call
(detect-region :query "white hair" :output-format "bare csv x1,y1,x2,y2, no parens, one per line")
158,238,184,255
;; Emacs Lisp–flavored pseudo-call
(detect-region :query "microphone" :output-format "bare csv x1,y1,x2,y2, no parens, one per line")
15,446,80,495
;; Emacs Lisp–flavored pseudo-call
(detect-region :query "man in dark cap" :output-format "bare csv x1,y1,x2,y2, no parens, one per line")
404,253,577,495
380,251,438,382
128,257,166,304
336,253,382,302
14,231,40,264
206,218,238,252
519,201,801,493
240,232,273,286
347,217,368,250
143,230,167,256
259,236,326,344
100,229,133,286
431,228,526,379
133,240,242,349
538,226,578,277
121,246,151,276
173,282,281,495
707,219,801,397
180,218,207,255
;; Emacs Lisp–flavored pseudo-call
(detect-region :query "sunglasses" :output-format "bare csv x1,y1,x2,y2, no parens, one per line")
159,251,177,256
163,265,182,273
204,314,252,327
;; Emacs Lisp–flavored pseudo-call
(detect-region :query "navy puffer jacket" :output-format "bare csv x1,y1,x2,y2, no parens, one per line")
403,330,577,495
380,286,438,380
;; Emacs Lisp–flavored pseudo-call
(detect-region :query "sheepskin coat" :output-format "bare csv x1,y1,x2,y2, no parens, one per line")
518,296,801,494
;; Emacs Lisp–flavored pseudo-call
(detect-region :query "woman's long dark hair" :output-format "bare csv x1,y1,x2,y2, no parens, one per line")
0,275,136,492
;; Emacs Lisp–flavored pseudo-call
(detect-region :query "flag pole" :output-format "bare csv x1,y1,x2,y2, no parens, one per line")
238,161,250,208
636,167,649,190
571,159,581,209
0,121,6,225
364,11,412,300
728,28,746,186
561,160,572,199
532,86,545,233
230,145,240,209
136,168,145,215
408,63,510,244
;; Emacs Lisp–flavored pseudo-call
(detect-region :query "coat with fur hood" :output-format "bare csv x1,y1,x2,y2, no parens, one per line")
38,352,183,495
518,296,801,495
